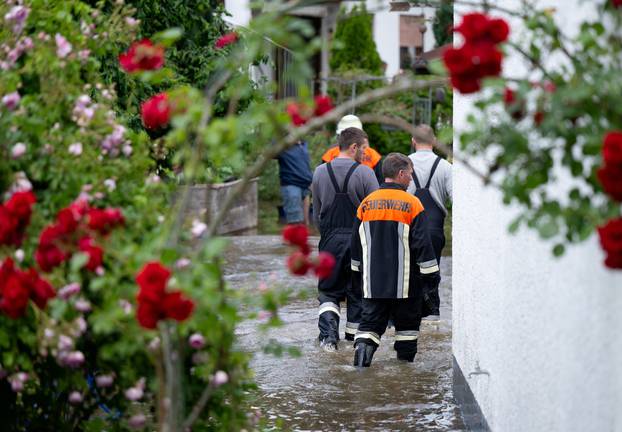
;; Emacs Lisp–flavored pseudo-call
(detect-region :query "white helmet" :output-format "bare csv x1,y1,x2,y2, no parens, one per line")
336,114,363,135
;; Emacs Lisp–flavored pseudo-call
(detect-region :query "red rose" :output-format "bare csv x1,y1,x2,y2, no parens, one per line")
0,275,29,319
0,260,30,319
312,252,335,280
534,111,545,126
450,71,482,94
78,237,104,272
215,32,238,49
597,217,622,269
19,269,55,310
119,39,165,73
603,131,622,165
282,224,309,249
454,13,490,42
5,191,36,221
286,102,308,126
0,206,18,246
162,291,195,321
486,18,510,44
136,262,171,297
56,208,81,235
87,208,124,235
141,93,171,130
597,164,622,201
313,95,333,117
287,251,311,276
612,0,622,8
35,243,67,272
455,13,509,44
443,45,476,75
136,301,163,329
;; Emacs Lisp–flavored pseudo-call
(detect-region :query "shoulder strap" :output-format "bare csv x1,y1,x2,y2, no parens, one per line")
412,169,422,189
341,162,360,193
424,157,442,189
325,163,341,194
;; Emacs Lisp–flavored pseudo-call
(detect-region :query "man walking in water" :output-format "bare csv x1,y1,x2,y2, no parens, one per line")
351,153,439,367
311,127,379,351
407,125,452,321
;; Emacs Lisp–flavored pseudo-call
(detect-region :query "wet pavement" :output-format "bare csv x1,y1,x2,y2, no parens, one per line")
224,235,465,431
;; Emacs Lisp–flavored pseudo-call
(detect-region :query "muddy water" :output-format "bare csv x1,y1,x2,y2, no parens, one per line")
224,235,465,431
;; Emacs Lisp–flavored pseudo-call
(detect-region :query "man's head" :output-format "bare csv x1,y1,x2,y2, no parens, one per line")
382,152,413,188
411,124,436,151
336,114,363,135
338,127,369,163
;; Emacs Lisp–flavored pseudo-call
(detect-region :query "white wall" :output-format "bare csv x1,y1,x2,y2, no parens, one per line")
453,1,622,431
223,0,252,27
344,1,437,77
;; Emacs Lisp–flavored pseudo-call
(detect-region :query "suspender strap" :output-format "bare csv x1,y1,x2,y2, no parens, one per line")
341,162,360,193
425,157,442,189
326,163,340,194
412,169,422,189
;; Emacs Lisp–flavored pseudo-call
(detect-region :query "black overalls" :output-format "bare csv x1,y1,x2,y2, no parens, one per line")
412,156,445,317
317,162,362,344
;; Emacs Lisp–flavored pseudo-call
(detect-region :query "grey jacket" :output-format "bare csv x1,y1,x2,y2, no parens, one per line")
407,150,452,215
311,158,379,228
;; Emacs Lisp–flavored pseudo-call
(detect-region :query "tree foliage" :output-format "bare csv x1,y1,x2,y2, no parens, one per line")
433,0,454,47
330,5,383,75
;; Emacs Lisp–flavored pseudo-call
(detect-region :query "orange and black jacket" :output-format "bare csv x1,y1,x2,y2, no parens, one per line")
350,183,439,299
322,146,384,184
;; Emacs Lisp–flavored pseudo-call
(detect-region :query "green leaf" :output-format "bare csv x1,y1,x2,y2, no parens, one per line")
70,253,89,272
161,248,178,266
152,28,184,47
552,244,565,257
427,59,447,76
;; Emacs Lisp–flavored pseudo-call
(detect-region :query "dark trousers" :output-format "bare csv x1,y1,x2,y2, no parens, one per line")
422,228,445,317
355,297,421,361
317,229,362,343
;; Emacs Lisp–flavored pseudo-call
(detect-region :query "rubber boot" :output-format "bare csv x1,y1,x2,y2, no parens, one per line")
353,342,377,367
318,311,339,350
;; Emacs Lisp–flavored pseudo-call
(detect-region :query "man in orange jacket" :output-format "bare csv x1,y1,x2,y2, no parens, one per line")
321,115,383,184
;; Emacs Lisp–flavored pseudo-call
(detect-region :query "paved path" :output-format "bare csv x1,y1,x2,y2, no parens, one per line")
224,235,465,431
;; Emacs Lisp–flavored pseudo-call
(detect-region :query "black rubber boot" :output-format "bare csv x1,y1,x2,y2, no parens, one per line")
396,352,416,362
319,311,340,349
353,342,377,367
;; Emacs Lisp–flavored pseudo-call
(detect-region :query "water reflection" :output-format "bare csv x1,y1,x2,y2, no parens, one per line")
225,236,465,431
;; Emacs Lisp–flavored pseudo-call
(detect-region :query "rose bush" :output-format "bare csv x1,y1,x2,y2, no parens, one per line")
428,0,622,267
1,0,415,429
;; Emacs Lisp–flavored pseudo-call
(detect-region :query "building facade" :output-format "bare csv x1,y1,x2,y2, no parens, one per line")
452,1,622,430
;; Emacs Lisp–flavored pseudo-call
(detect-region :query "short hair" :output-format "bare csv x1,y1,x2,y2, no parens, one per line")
412,124,436,145
338,127,368,151
382,152,412,179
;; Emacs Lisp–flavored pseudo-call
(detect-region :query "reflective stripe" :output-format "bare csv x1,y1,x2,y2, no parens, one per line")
345,322,359,335
401,223,411,298
395,330,419,341
346,321,359,330
351,259,360,272
360,222,371,298
318,302,340,316
419,259,438,268
397,223,405,298
354,332,381,345
420,264,440,274
395,334,419,341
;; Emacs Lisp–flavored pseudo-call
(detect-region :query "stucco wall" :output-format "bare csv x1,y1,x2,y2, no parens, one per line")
452,1,622,431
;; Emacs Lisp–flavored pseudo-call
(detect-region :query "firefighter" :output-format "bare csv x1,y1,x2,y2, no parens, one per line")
351,152,439,367
321,115,384,184
407,125,452,321
311,127,379,351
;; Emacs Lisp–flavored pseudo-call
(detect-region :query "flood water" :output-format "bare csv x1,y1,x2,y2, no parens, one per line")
224,235,465,431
